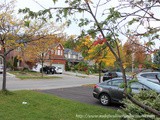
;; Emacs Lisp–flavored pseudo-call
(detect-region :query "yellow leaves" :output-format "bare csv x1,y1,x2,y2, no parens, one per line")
123,62,128,69
17,55,23,61
22,37,59,63
82,35,92,46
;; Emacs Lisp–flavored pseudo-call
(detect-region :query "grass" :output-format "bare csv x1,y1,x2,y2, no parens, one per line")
0,90,119,120
9,71,62,80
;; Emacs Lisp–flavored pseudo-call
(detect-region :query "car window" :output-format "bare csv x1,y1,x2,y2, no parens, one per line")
131,82,149,90
111,73,118,77
106,80,123,86
117,72,123,77
141,73,157,79
104,73,108,76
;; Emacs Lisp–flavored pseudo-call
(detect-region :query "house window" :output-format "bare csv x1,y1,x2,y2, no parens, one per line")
55,49,63,55
68,53,71,58
73,55,76,59
51,50,54,54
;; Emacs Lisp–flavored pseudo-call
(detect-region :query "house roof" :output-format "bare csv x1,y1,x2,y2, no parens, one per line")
51,43,64,50
64,48,79,55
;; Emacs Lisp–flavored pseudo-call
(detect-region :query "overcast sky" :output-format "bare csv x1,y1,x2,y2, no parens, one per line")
14,0,160,49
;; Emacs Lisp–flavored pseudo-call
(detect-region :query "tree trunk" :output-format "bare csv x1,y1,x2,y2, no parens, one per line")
98,61,102,83
2,56,7,91
41,53,44,78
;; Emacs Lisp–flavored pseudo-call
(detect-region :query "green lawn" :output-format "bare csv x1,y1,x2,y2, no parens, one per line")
9,71,62,80
0,90,119,120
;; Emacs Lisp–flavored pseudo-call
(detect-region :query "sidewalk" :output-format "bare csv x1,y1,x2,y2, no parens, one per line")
63,71,98,78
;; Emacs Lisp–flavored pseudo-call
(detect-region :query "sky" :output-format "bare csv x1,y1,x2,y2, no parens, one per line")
15,0,83,35
12,0,160,49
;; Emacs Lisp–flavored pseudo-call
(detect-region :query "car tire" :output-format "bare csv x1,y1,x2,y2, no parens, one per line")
99,93,111,106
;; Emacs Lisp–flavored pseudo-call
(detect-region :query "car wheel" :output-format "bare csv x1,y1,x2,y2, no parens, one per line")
99,93,110,106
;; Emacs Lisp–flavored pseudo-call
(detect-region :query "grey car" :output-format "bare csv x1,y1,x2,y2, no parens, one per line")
93,78,160,106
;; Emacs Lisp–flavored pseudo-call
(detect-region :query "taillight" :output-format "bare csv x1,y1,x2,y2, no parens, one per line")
94,84,98,89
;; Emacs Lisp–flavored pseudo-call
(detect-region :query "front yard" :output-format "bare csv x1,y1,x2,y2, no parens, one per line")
0,90,119,120
9,71,62,80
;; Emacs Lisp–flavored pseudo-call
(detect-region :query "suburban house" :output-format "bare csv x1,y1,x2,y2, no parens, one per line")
0,42,66,71
31,43,66,71
64,48,83,65
45,43,66,71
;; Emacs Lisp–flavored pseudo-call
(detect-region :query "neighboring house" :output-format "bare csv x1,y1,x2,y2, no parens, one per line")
0,44,24,69
46,43,66,71
64,48,83,65
32,43,66,71
0,42,66,71
31,43,66,71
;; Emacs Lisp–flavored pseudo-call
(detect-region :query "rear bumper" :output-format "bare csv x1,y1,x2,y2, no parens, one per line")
93,92,99,99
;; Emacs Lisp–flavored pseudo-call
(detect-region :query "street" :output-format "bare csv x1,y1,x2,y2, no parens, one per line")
0,72,99,90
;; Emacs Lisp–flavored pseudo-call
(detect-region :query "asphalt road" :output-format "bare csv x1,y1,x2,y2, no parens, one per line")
0,72,101,90
38,86,121,109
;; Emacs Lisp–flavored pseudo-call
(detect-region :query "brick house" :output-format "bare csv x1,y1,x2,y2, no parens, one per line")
0,43,66,71
45,43,66,71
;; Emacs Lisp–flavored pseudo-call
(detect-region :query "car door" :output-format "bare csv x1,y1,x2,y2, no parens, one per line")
130,82,150,93
106,79,124,102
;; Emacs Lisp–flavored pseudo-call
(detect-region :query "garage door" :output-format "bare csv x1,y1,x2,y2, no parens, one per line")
52,64,65,71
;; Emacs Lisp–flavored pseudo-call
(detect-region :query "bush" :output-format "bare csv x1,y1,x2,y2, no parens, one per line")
118,90,160,120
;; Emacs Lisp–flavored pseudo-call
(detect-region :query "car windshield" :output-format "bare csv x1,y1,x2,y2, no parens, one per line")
140,80,160,92
116,72,123,76
141,73,159,79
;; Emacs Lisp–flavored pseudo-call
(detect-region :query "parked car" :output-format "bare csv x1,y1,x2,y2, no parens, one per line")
137,72,160,83
55,66,63,74
93,78,160,106
102,72,123,81
40,66,56,74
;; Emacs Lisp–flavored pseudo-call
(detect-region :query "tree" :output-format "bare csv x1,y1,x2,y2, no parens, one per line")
153,49,160,70
123,36,147,70
119,90,160,120
0,0,65,90
20,0,160,116
0,0,24,91
21,35,63,77
63,35,78,49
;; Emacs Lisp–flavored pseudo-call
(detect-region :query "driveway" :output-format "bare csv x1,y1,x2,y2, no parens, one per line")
38,86,121,109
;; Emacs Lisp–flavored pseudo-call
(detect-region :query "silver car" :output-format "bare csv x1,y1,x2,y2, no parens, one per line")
136,72,160,83
93,78,160,106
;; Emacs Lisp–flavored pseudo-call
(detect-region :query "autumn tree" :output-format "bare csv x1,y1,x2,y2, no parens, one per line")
0,0,65,90
63,35,78,49
123,36,147,70
0,0,26,91
21,35,63,77
75,35,116,82
153,49,160,70
20,0,160,116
